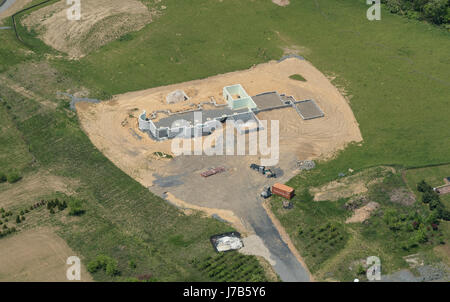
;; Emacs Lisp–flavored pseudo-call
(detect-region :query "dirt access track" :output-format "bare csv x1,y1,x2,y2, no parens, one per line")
77,58,362,281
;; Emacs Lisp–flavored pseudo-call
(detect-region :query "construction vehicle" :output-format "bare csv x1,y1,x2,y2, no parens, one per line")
260,186,272,199
250,164,276,178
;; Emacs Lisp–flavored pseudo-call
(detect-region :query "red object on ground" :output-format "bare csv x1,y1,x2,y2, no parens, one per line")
201,167,226,177
272,183,294,199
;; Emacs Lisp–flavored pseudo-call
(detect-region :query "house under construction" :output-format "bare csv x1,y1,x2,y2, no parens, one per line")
138,84,324,140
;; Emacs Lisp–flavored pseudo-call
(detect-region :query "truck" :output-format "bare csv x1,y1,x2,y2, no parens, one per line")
250,164,276,178
260,186,272,199
272,183,294,200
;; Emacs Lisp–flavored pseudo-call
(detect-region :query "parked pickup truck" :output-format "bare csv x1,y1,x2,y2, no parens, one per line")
260,186,272,199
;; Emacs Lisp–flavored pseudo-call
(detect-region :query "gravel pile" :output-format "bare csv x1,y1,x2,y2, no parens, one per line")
296,160,315,170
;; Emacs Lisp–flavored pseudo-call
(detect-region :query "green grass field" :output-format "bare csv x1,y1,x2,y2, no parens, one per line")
0,0,449,281
11,0,450,169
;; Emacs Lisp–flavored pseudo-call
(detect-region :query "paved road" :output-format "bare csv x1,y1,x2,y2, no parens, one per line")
0,0,16,14
149,152,311,282
247,206,310,281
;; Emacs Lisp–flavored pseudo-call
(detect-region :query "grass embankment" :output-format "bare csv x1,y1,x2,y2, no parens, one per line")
0,83,279,281
270,166,449,281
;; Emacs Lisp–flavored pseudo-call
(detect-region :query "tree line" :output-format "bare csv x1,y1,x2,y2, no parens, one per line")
382,0,449,27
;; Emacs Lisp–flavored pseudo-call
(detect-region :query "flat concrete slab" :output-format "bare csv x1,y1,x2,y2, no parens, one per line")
154,107,249,128
295,100,324,120
252,92,284,110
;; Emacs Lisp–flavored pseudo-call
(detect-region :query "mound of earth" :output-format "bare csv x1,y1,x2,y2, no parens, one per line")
346,201,379,224
272,0,290,6
389,187,416,206
311,167,394,202
22,0,157,58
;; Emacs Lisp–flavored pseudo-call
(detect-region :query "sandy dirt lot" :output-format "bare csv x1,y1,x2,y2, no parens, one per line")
272,0,290,7
77,58,362,191
0,228,92,281
346,201,380,223
311,179,369,202
22,0,156,58
76,58,361,281
0,171,79,208
311,167,394,202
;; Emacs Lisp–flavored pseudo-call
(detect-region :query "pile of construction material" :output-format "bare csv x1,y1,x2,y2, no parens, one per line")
210,232,243,252
166,89,189,104
250,164,276,178
201,167,225,177
296,160,316,171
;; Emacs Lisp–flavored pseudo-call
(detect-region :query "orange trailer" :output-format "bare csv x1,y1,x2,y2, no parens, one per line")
272,183,294,200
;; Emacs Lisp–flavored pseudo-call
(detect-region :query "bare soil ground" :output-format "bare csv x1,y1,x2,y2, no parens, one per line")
345,201,379,223
312,180,368,202
272,0,290,7
165,192,248,235
76,58,360,280
22,0,157,58
389,187,416,206
0,228,92,281
311,167,394,202
77,58,362,190
0,171,79,208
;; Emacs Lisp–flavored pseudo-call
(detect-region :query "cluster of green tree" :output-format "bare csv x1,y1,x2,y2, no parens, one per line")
382,0,450,27
46,198,67,214
297,222,348,271
382,208,442,250
0,171,22,184
0,225,16,238
192,251,269,282
417,180,450,221
0,208,16,237
87,255,120,277
43,197,85,216
0,208,13,218
15,214,26,224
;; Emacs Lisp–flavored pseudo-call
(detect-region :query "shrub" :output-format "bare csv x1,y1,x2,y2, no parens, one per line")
289,74,307,82
0,172,6,183
88,255,120,276
357,264,366,275
417,180,433,193
128,260,137,269
68,198,85,216
6,172,21,184
422,190,439,204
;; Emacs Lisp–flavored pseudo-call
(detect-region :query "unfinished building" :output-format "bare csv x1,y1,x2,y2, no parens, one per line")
138,84,325,140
